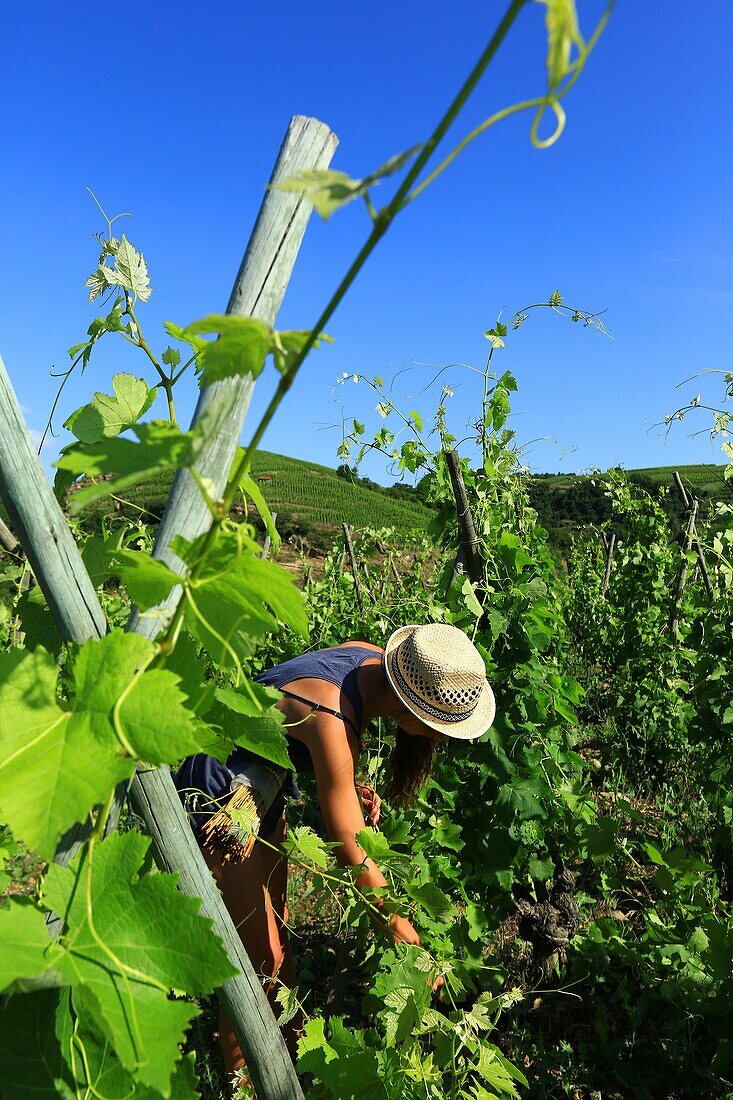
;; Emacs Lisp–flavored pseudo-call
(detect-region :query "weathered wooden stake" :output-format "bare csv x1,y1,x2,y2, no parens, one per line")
389,553,400,583
128,114,338,641
669,496,699,636
342,523,364,613
0,515,18,553
673,471,714,602
0,110,338,1100
445,449,483,587
601,531,616,598
260,511,278,560
0,366,108,643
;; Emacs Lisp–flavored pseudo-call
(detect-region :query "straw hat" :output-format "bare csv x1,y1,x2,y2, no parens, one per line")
384,623,496,740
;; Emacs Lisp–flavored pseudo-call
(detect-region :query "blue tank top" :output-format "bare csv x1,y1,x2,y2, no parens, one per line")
174,645,378,843
257,644,373,731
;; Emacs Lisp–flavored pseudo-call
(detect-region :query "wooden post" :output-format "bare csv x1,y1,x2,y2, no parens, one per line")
342,523,364,614
128,115,337,642
0,359,107,645
601,531,616,598
0,515,18,553
0,366,305,1100
389,553,400,583
669,497,698,636
260,511,278,560
0,108,339,1100
445,449,483,586
672,471,714,603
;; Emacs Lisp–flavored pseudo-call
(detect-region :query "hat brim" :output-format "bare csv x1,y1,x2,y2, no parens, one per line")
384,625,496,741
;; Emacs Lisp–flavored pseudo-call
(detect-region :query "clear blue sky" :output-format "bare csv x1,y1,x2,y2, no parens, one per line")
2,2,731,484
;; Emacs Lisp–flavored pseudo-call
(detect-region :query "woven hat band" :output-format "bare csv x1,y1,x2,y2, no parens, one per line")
389,647,480,724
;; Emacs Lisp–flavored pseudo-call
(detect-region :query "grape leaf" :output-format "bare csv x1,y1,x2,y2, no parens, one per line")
183,314,274,387
15,586,61,654
64,373,157,444
237,465,281,553
0,897,63,992
163,320,208,359
297,1016,384,1097
277,169,367,219
184,570,279,668
42,831,234,1093
121,668,205,764
99,234,152,302
56,420,198,512
404,881,453,922
0,646,135,859
163,630,216,718
0,632,207,857
278,145,421,221
0,990,76,1099
285,825,331,870
214,686,294,770
0,988,200,1100
111,548,182,610
528,854,555,882
177,531,308,667
272,329,333,376
356,827,397,864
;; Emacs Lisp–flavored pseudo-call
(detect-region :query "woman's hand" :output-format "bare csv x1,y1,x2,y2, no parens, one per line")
388,913,421,946
355,782,382,828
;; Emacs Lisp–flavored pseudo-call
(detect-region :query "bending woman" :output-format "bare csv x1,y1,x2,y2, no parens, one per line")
175,622,495,1078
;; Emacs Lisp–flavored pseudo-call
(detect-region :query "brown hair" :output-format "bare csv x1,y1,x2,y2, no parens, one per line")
386,727,436,807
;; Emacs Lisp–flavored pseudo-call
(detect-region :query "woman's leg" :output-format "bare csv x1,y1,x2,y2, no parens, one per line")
259,817,303,1054
204,835,286,1077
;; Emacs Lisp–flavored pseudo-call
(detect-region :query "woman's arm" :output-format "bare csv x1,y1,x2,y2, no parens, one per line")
304,715,420,945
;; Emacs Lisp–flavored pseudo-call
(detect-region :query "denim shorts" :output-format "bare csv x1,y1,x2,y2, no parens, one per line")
174,749,299,842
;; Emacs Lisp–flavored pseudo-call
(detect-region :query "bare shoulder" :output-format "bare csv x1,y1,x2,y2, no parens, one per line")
340,640,384,655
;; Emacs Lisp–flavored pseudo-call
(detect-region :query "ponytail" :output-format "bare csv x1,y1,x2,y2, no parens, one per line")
386,727,435,807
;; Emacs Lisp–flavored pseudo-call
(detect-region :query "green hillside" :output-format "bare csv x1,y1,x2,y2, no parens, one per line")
534,463,728,494
529,463,731,557
70,455,730,557
248,451,432,539
74,450,434,547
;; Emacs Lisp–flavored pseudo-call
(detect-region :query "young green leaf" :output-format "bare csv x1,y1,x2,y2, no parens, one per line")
120,667,205,765
404,881,453,922
483,328,506,350
183,314,274,387
0,990,76,1098
356,827,398,865
163,320,208,359
110,548,182,610
161,345,181,368
98,234,152,302
213,685,294,770
237,466,281,553
177,530,308,667
277,145,421,221
0,646,135,859
0,897,64,993
56,420,198,512
64,373,157,444
272,329,333,376
277,169,369,220
0,631,209,857
285,825,331,870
